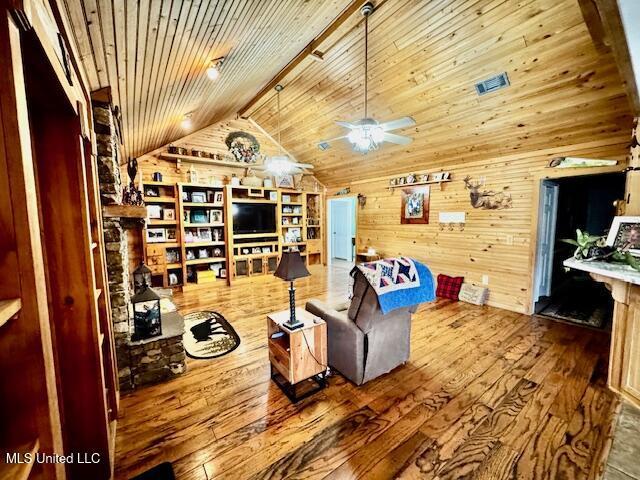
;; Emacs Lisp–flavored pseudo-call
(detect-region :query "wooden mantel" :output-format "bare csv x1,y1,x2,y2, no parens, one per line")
102,204,147,218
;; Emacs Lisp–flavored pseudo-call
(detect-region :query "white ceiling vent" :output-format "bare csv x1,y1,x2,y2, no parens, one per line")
475,72,510,96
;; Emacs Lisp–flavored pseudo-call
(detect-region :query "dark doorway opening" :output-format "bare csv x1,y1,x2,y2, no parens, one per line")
533,173,625,328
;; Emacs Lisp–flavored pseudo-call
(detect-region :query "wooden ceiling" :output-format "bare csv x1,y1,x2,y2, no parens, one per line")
248,0,634,186
61,0,353,158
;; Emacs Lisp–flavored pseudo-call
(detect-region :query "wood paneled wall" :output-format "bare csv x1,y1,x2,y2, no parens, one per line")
341,140,628,314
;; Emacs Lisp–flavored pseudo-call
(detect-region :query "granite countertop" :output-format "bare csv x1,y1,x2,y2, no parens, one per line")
563,257,640,286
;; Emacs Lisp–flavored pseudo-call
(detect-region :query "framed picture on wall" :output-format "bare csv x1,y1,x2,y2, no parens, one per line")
146,228,166,243
401,186,430,224
275,175,294,188
213,191,224,206
606,216,640,256
163,208,176,220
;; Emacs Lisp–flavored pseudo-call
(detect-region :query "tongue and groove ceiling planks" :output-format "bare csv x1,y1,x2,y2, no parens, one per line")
247,0,634,186
62,0,633,186
61,0,353,159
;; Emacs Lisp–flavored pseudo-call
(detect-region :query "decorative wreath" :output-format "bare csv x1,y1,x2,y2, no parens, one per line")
225,131,260,164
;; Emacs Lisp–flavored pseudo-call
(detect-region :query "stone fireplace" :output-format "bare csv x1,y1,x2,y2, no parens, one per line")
92,92,186,391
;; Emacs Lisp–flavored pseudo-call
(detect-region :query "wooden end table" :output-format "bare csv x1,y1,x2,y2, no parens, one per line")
267,308,328,402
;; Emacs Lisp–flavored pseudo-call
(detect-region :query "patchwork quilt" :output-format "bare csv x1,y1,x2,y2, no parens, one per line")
357,257,420,295
354,257,435,314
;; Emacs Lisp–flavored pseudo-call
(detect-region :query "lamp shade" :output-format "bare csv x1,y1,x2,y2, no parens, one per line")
274,250,310,281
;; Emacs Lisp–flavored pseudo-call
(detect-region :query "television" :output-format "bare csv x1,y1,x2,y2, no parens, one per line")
232,203,277,235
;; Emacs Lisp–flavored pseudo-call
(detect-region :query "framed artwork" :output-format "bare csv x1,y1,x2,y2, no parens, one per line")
197,228,212,242
146,228,166,243
275,175,294,188
606,216,640,255
401,186,430,224
166,228,177,241
213,191,224,206
191,191,207,203
269,191,278,201
209,210,223,224
147,205,162,219
163,208,176,220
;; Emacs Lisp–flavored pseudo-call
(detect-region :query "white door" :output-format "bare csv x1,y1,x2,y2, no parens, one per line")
534,180,559,303
331,200,352,261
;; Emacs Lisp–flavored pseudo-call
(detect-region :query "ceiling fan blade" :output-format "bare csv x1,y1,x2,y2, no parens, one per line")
383,132,413,145
380,116,416,131
336,121,357,129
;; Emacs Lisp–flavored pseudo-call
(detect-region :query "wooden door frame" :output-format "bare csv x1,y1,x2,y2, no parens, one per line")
326,194,359,263
526,165,626,314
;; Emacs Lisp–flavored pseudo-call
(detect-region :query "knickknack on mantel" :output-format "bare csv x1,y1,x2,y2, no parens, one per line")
389,171,451,191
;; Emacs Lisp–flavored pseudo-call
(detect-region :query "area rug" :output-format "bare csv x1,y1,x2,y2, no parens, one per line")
183,311,240,359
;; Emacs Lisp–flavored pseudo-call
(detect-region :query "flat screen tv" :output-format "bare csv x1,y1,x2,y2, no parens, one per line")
232,203,277,235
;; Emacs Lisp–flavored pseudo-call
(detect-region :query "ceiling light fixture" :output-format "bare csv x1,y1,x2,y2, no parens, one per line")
180,113,193,131
316,2,415,153
266,85,295,175
206,57,225,80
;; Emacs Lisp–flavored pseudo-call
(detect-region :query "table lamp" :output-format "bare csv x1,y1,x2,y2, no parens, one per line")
274,250,310,330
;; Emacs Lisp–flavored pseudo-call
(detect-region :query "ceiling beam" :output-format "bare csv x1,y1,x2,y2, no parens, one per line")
593,0,640,115
236,0,370,118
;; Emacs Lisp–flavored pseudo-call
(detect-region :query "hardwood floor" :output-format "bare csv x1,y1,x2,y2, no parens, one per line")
114,263,618,479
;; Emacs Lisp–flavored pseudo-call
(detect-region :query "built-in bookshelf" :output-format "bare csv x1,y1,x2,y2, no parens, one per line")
305,192,324,265
143,182,325,287
178,183,229,289
227,186,281,280
279,189,307,262
142,181,182,288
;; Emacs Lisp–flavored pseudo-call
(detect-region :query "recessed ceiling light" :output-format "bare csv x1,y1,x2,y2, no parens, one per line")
207,57,225,80
181,113,193,131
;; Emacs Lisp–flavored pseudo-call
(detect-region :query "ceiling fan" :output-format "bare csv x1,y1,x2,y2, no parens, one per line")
318,2,416,153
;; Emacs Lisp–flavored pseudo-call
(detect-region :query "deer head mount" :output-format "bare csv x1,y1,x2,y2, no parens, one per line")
463,176,512,210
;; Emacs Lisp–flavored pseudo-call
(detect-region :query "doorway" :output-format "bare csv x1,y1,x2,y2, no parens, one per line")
532,173,625,328
328,197,357,265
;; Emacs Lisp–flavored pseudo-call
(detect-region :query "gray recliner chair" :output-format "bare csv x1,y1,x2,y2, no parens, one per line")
305,269,416,385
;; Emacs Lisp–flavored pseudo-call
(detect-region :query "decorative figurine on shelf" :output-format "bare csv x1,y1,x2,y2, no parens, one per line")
122,157,144,206
188,165,198,184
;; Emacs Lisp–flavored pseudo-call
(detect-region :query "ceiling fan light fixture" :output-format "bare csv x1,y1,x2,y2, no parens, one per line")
266,156,295,175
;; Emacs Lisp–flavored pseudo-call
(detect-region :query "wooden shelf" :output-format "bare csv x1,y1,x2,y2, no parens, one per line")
186,258,226,265
147,220,178,225
282,242,306,247
0,298,21,328
180,182,225,189
282,224,303,228
389,179,451,189
102,204,147,218
185,241,226,247
234,252,276,260
142,180,175,187
166,263,183,269
184,222,224,228
282,202,303,206
282,213,303,216
0,438,39,480
232,198,277,204
182,202,223,207
162,153,268,170
143,196,176,203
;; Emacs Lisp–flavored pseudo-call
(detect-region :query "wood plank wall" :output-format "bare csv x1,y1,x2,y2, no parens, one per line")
336,140,629,314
